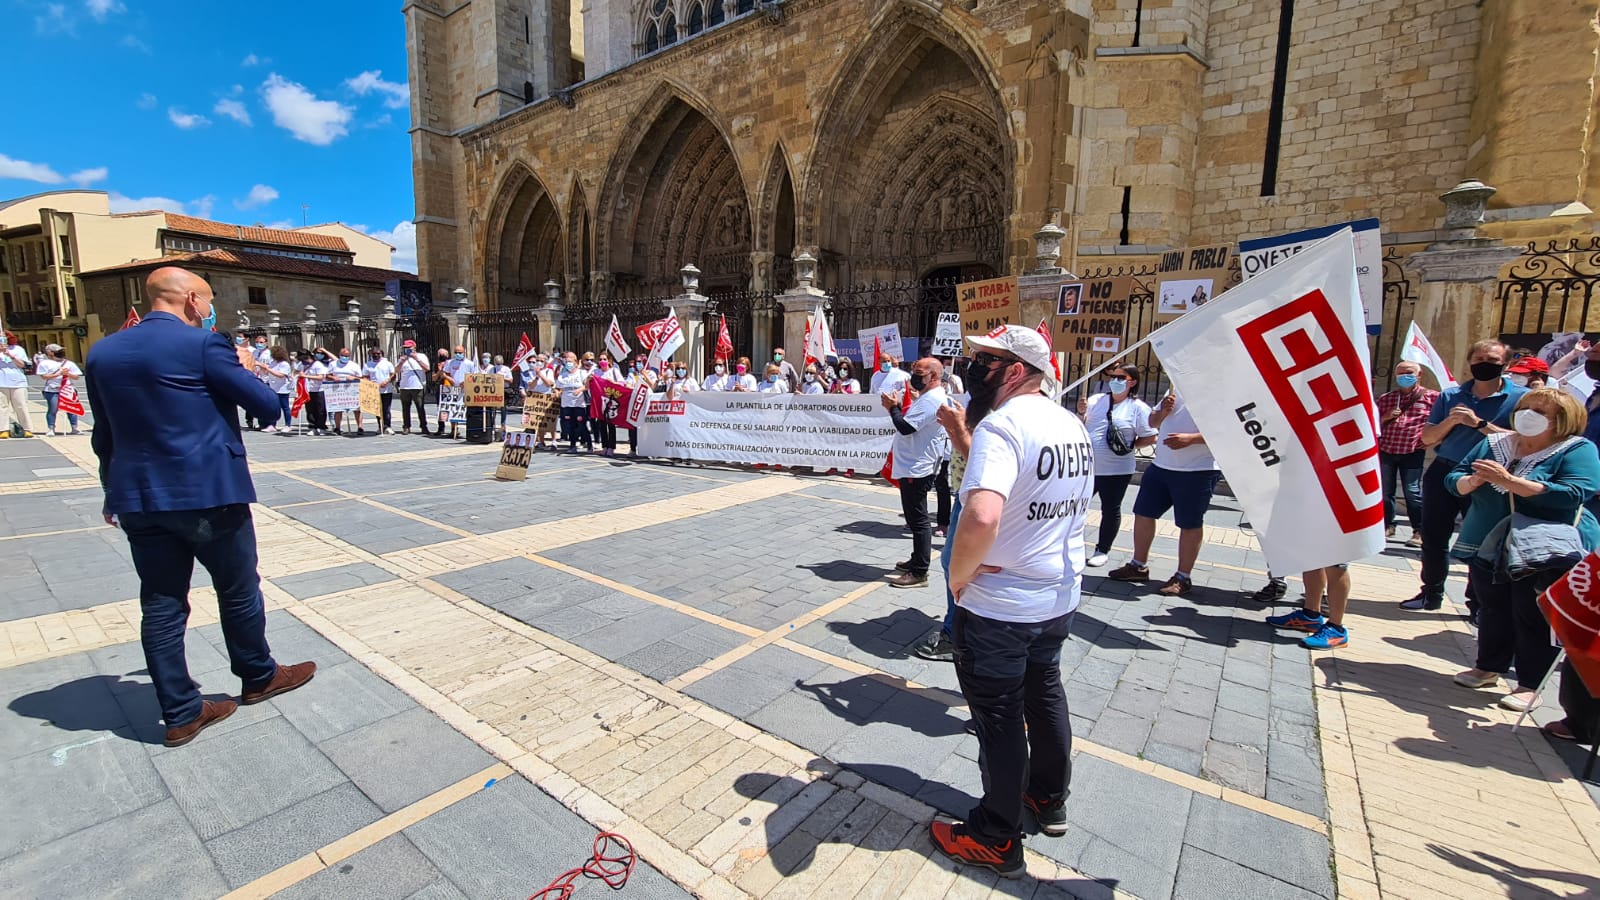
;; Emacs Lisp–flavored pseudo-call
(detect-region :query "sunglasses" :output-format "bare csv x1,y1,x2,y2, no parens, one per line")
971,351,1014,369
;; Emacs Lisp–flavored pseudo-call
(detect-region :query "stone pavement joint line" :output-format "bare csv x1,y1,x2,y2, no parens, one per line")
218,763,513,900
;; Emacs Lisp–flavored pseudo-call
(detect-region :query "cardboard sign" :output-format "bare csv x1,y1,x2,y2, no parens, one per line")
1240,218,1383,335
359,380,383,417
856,323,904,366
495,431,536,481
957,276,1020,339
1155,244,1233,318
1054,277,1133,355
463,373,504,407
438,385,467,424
521,392,558,433
932,312,964,358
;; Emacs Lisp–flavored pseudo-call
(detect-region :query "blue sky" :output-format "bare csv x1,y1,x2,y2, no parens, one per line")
0,0,418,270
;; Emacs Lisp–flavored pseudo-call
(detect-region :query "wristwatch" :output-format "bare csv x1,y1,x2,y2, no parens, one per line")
1474,418,1490,432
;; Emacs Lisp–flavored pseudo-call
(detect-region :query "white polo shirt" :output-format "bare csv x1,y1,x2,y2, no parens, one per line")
959,393,1095,622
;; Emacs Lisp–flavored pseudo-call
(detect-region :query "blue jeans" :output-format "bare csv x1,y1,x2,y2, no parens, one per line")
940,496,963,637
43,391,78,431
276,393,292,427
120,505,278,727
952,606,1075,843
1379,449,1425,531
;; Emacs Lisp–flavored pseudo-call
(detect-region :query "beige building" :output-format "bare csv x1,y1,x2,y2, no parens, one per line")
0,191,396,359
405,0,1600,372
296,223,397,269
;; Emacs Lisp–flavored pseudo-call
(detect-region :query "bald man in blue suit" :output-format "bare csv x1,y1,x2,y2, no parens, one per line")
87,266,316,747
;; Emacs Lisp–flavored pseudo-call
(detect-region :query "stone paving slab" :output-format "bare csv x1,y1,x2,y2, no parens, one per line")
276,498,462,554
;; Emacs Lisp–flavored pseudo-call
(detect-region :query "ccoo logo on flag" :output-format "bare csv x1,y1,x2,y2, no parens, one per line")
1238,289,1383,534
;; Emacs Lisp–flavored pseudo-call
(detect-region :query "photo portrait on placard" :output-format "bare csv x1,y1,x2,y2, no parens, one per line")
1056,283,1084,317
1159,277,1214,316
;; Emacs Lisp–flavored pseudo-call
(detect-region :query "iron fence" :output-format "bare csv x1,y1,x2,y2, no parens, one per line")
828,276,982,361
701,290,775,363
1372,247,1420,393
561,294,672,360
395,314,451,357
280,328,305,355
1061,262,1164,404
468,307,542,361
308,321,345,354
1496,237,1600,352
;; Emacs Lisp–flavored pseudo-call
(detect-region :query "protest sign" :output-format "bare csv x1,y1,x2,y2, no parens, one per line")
463,373,504,407
323,381,360,413
359,380,382,417
1151,229,1384,574
957,276,1020,340
857,323,903,366
495,431,537,481
588,378,646,428
1053,276,1133,355
1240,218,1382,334
637,393,895,469
438,385,467,424
932,312,964,357
521,392,559,432
1155,244,1234,318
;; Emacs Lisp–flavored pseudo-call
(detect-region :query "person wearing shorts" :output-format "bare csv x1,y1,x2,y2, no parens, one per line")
1266,564,1351,649
1108,391,1219,596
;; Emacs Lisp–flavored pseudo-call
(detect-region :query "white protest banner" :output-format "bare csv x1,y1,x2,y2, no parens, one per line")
438,385,467,424
1398,321,1458,390
857,323,903,367
1240,218,1383,335
605,314,632,362
323,381,361,413
637,393,895,469
1150,228,1385,574
932,312,964,357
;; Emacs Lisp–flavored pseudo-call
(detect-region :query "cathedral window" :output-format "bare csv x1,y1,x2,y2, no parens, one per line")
641,0,678,54
708,0,724,26
686,2,704,36
737,0,754,13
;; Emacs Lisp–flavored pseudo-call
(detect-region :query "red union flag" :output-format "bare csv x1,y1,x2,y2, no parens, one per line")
1151,228,1384,573
588,376,647,429
1539,553,1600,694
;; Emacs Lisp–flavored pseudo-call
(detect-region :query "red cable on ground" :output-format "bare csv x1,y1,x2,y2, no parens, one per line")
529,832,636,900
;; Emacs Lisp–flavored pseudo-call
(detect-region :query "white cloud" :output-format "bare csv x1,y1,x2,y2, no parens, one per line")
263,219,296,230
261,74,353,146
0,154,65,184
242,53,268,67
35,3,73,35
168,107,210,129
364,221,417,272
234,184,279,211
121,34,150,53
86,0,124,21
213,98,252,126
192,195,216,219
136,92,157,109
107,192,187,214
69,167,108,187
344,70,409,109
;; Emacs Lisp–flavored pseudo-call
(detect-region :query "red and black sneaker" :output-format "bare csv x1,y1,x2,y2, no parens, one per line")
1023,793,1068,836
929,821,1024,879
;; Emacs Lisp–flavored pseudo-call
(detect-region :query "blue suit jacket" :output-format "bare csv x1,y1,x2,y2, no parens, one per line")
86,311,281,515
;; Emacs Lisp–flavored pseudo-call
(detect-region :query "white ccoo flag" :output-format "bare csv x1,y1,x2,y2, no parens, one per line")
805,304,837,364
647,307,685,369
1398,321,1457,390
1150,229,1385,574
605,314,632,362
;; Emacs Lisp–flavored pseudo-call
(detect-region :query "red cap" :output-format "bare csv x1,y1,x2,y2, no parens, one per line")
1508,356,1549,374
402,339,416,348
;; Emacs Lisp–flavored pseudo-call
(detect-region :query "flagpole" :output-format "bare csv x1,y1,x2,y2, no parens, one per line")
1059,329,1165,396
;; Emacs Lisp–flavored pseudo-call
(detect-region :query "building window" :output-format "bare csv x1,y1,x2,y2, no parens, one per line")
43,240,54,268
0,247,8,274
66,286,78,317
248,286,268,306
686,1,704,35
2,291,11,311
708,0,724,26
737,0,754,13
14,246,26,273
339,295,356,312
641,0,677,54
22,288,32,308
59,236,73,268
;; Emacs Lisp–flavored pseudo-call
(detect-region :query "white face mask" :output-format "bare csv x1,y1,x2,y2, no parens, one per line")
1508,374,1529,388
1513,409,1550,437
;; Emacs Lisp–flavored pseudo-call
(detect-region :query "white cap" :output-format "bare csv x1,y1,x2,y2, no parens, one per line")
966,324,1058,396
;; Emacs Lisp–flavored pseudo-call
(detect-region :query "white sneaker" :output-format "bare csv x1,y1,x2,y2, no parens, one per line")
384,427,395,435
277,425,293,434
1499,691,1539,712
45,430,56,437
1087,552,1109,568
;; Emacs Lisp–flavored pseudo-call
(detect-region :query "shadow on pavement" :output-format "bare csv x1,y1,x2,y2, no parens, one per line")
835,520,906,539
1065,609,1167,653
7,674,199,747
795,560,893,583
795,675,966,738
1426,845,1600,897
825,609,940,659
1140,603,1243,649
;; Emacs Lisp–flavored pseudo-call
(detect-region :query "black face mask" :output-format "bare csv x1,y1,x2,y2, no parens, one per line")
1469,361,1505,383
908,372,926,392
965,364,1005,430
1586,359,1600,381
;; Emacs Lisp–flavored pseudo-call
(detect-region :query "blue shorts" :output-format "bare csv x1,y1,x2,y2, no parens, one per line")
1132,464,1221,530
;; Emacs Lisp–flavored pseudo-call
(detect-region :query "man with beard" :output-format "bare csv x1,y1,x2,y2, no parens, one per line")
930,325,1092,878
881,357,948,588
1402,339,1526,613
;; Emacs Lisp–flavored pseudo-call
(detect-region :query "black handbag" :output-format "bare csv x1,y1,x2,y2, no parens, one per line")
1474,486,1586,583
1104,396,1134,456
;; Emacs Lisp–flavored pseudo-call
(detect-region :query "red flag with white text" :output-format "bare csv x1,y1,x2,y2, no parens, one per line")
587,376,645,428
511,332,535,370
57,378,85,417
716,314,733,361
1538,552,1600,694
121,308,141,331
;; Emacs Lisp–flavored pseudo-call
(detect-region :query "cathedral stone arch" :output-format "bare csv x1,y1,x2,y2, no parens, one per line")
597,84,754,291
803,5,1014,284
754,143,797,291
567,177,593,304
485,164,565,308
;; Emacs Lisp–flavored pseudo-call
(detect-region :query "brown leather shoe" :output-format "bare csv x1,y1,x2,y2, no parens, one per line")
240,661,317,705
164,699,237,747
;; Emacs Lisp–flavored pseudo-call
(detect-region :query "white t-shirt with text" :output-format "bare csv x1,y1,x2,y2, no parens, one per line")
1085,393,1156,477
959,394,1095,622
